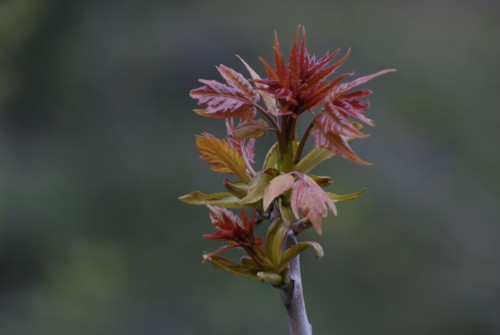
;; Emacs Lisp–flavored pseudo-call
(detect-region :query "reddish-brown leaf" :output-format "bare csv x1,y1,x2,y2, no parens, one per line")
316,102,369,139
190,65,258,119
290,173,337,235
203,206,262,257
311,69,396,164
258,26,352,113
312,125,371,166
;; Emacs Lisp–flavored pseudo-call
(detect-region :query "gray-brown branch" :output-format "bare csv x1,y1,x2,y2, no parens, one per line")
279,231,312,335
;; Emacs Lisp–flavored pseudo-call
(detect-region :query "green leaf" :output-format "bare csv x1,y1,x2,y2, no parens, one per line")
279,199,292,227
203,253,259,280
262,142,279,169
277,241,324,271
223,179,249,198
265,218,287,266
295,147,334,173
240,172,272,205
179,191,242,208
240,256,261,269
327,188,366,202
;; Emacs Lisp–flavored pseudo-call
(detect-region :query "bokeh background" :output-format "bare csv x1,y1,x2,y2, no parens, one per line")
1,0,499,334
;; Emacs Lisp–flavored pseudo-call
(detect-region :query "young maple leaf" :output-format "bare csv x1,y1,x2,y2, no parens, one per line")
290,173,337,235
190,65,259,119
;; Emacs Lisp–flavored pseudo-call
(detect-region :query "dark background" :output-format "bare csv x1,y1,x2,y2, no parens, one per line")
1,0,499,334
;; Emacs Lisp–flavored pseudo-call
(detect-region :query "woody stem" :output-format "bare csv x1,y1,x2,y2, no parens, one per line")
280,231,312,335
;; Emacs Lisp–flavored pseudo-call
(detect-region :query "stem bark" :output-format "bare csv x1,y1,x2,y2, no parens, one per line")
280,231,312,335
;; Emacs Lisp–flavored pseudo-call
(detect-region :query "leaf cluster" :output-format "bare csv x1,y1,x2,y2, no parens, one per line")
179,26,394,284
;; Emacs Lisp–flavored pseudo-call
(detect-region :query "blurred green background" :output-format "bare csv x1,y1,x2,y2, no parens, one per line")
1,0,499,334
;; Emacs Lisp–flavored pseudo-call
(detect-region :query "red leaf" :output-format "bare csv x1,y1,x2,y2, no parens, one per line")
312,125,371,166
257,26,352,113
338,69,396,93
190,65,258,119
203,206,262,256
316,102,369,139
290,174,337,235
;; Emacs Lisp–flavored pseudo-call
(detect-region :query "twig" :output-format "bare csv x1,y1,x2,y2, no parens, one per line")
292,218,312,235
279,231,312,335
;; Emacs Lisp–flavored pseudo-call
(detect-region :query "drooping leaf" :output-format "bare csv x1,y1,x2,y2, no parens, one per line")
195,134,250,182
277,241,324,271
232,119,270,140
295,147,334,173
240,172,273,205
178,191,242,208
190,65,258,119
312,125,371,166
327,188,366,202
290,173,337,235
263,174,294,210
316,102,369,139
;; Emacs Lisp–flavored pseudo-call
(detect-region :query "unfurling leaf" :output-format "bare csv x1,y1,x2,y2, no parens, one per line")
263,174,294,210
265,218,288,266
178,191,242,208
290,173,337,235
190,65,258,119
196,134,250,183
327,188,366,202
